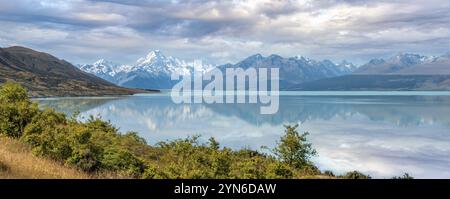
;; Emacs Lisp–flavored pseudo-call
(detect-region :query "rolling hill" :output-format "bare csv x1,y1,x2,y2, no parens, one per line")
0,46,145,97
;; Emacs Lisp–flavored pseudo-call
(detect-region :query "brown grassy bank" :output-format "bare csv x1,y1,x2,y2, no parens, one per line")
0,136,91,179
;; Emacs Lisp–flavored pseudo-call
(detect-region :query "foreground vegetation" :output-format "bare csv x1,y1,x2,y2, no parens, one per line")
0,136,91,179
0,82,410,179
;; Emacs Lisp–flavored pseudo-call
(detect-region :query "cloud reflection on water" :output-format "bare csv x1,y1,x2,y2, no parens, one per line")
37,95,450,178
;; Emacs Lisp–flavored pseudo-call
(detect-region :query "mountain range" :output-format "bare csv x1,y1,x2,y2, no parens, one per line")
80,51,450,90
79,50,450,91
0,46,144,97
291,53,450,91
79,51,356,89
78,50,213,89
355,53,450,75
2,46,449,95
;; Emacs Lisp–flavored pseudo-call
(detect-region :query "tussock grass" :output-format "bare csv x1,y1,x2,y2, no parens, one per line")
0,136,91,179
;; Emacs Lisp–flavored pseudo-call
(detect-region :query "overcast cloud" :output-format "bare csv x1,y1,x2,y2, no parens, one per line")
0,0,448,65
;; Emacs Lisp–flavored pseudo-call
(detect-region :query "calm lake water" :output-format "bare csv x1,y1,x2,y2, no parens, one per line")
35,91,450,179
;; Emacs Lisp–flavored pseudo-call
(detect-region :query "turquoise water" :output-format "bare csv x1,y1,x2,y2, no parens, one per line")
36,91,450,178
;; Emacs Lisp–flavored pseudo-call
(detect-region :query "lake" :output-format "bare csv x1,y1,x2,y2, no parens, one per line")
35,91,450,179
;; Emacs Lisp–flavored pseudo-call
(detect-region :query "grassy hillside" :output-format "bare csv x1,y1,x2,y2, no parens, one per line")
0,46,146,97
0,136,90,179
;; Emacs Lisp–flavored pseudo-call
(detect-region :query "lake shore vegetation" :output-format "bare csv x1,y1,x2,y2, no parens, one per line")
0,82,411,179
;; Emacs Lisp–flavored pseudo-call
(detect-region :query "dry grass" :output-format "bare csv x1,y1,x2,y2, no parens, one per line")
0,136,92,179
0,136,337,179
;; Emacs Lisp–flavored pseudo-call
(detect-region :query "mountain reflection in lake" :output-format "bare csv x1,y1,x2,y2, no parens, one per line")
36,93,450,178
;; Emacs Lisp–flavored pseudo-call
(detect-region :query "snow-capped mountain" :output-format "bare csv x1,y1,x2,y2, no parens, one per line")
79,50,213,89
78,59,124,83
218,54,356,88
136,50,214,76
355,53,449,74
291,53,450,91
79,51,357,89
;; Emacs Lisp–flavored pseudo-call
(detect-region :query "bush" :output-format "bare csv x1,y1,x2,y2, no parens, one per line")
101,148,145,177
341,171,371,179
267,162,294,179
0,82,29,103
392,173,414,179
324,170,335,177
230,156,269,179
0,82,38,138
142,165,162,179
66,144,102,172
17,98,149,175
274,124,317,169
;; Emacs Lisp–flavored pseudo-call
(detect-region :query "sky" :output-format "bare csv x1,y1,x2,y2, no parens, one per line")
0,0,448,65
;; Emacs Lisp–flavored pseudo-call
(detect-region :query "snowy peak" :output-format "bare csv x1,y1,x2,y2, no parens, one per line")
147,49,163,58
389,53,429,66
79,59,120,76
136,50,166,66
220,53,357,85
133,50,199,76
336,60,357,72
79,50,213,79
94,59,114,66
337,60,356,68
237,53,265,67
355,53,449,74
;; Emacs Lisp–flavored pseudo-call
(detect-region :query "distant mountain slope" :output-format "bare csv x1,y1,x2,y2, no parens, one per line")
79,52,355,89
290,53,450,91
290,75,450,91
0,46,144,97
355,53,450,75
218,54,356,89
79,50,213,89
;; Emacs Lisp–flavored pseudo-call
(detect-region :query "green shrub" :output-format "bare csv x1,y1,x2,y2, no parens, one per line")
0,82,38,138
341,171,371,179
101,148,145,177
0,82,29,103
274,124,317,169
20,105,148,175
266,162,294,179
142,165,162,179
230,156,268,179
392,173,414,179
324,170,335,177
66,144,102,172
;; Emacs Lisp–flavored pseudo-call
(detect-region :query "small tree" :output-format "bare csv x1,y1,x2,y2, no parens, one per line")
392,173,414,179
0,82,29,103
208,137,220,150
341,171,371,179
274,124,317,169
0,82,38,138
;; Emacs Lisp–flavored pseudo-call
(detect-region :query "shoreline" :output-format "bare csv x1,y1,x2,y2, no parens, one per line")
29,89,161,99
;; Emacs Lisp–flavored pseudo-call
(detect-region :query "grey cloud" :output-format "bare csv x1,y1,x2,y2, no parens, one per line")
0,0,447,65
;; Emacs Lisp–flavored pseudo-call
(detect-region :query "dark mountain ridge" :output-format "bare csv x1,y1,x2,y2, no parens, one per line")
0,46,145,97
